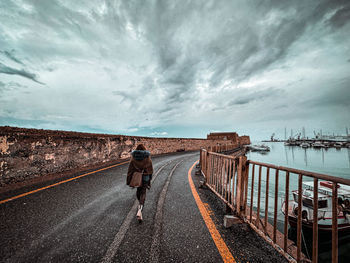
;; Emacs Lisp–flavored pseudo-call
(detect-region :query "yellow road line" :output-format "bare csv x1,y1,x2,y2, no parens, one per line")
0,161,129,205
188,160,236,263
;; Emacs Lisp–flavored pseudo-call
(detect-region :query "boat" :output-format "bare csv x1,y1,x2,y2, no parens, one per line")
285,139,297,146
247,145,270,152
323,142,330,148
334,142,343,149
312,141,324,148
281,181,350,233
300,142,310,148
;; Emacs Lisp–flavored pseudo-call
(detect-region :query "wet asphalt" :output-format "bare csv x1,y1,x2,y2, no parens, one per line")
0,152,287,263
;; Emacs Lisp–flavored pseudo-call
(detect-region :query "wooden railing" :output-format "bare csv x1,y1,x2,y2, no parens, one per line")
203,144,240,153
199,149,350,263
199,149,246,213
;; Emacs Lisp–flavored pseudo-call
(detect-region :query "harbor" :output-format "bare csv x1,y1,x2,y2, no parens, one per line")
263,129,350,149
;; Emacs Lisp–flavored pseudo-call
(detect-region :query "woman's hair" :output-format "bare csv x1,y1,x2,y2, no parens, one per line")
136,144,146,150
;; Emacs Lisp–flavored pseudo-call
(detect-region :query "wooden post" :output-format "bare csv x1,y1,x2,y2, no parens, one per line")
205,151,209,184
236,156,247,215
250,164,255,223
243,160,249,216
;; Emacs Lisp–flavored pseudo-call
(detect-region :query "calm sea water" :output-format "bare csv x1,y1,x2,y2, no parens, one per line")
245,142,350,262
247,141,350,178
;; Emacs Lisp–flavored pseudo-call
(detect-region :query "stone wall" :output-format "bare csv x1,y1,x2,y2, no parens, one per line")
0,126,245,186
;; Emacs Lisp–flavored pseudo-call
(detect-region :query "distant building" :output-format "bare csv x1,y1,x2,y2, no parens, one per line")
238,135,251,145
207,132,239,144
207,132,251,146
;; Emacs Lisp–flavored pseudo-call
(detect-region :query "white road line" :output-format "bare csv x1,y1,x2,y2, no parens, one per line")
100,160,173,263
149,161,182,263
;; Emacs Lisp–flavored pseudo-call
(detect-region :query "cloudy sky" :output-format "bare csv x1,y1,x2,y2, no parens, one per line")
0,0,349,140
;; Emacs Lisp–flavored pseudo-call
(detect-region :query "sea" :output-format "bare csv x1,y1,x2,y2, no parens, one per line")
245,142,350,263
247,141,350,178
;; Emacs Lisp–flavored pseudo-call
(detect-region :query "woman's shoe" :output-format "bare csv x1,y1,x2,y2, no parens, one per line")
137,205,143,223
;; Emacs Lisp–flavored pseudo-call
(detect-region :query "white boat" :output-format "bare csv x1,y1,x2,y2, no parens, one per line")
312,141,324,148
334,142,343,148
285,140,297,146
282,181,350,233
248,145,270,152
300,142,310,148
323,142,330,148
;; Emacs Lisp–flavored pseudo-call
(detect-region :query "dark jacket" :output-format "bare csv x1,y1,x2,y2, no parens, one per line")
127,150,153,186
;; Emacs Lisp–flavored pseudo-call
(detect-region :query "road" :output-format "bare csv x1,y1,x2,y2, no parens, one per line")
0,152,287,262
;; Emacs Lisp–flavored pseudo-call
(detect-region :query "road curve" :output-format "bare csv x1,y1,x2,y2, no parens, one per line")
0,152,224,262
0,151,288,263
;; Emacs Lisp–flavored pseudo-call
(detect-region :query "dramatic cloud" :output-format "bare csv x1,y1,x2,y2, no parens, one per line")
0,50,25,65
0,0,349,140
0,63,43,84
228,88,285,106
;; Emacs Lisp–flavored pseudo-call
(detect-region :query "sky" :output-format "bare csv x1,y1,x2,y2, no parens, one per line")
0,0,349,140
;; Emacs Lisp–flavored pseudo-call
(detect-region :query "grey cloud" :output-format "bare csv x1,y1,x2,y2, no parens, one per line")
0,1,104,63
1,50,24,65
0,81,6,94
328,4,350,28
0,81,26,92
305,78,350,107
0,0,349,138
229,88,285,106
0,63,43,84
112,90,134,103
115,0,349,102
274,105,288,110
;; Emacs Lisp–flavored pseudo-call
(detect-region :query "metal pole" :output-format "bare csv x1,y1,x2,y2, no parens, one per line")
332,183,338,263
264,168,270,233
257,166,262,228
312,178,318,263
273,169,279,243
284,171,289,252
297,174,302,262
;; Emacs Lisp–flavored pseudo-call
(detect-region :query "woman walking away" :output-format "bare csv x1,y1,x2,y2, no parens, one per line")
127,144,153,222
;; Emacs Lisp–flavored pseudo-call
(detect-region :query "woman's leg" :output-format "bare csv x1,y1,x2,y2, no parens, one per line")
139,185,147,205
136,185,147,222
136,186,141,201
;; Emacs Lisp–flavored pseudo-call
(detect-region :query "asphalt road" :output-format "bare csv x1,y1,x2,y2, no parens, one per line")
0,152,287,263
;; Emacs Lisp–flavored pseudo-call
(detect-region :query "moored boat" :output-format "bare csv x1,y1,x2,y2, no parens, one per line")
323,141,330,148
248,145,270,152
285,139,297,146
300,142,310,148
334,142,343,149
281,181,350,233
312,141,324,148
